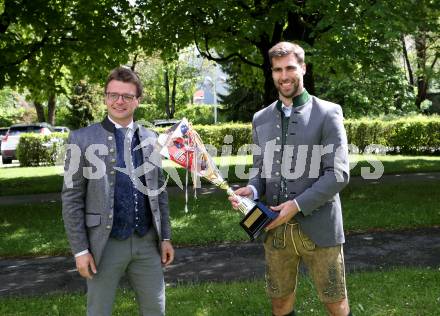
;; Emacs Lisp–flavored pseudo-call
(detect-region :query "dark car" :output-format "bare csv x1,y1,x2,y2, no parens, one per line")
153,119,180,128
53,126,70,133
1,123,54,164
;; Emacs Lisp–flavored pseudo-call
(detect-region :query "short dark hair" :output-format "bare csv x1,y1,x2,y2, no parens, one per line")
268,42,305,66
104,67,143,98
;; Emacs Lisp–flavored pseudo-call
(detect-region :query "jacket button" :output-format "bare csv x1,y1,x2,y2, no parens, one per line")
108,136,113,141
276,136,280,141
106,225,111,229
109,148,115,153
276,160,280,164
275,172,280,176
109,214,113,219
111,158,116,163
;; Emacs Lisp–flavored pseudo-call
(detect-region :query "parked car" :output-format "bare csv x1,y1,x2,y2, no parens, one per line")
1,123,54,164
0,127,8,151
153,119,180,128
53,126,70,133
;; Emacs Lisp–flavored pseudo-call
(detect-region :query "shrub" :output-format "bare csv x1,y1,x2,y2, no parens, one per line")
16,133,68,167
16,116,440,168
154,123,252,155
174,105,215,125
135,104,217,126
155,116,440,156
134,104,167,124
345,115,440,154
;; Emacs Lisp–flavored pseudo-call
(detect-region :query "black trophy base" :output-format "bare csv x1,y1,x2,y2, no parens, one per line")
239,202,279,240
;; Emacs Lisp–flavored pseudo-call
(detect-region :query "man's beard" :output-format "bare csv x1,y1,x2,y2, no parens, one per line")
276,80,300,99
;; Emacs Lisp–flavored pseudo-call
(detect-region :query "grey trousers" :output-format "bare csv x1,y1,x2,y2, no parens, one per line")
87,230,165,316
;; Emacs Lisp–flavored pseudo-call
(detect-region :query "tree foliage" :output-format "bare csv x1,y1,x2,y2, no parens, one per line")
134,50,199,119
0,0,135,123
137,0,439,119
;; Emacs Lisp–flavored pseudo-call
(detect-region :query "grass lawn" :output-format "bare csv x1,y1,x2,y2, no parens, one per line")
1,154,440,196
0,268,438,315
1,179,439,257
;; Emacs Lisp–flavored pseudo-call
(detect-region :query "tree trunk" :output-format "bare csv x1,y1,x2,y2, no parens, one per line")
170,64,178,119
34,101,46,122
415,32,428,109
164,69,171,118
304,63,315,95
262,65,277,106
401,34,414,86
47,94,56,125
258,37,278,106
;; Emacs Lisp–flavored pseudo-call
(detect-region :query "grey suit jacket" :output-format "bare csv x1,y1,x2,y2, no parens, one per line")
248,96,350,247
62,117,171,266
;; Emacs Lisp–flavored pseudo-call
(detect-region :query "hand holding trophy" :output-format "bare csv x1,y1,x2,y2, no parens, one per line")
156,118,278,240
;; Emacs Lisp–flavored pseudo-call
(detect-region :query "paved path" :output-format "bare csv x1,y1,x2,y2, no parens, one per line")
1,227,439,297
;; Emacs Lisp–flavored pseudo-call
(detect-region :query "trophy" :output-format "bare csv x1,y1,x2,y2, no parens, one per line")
157,118,278,240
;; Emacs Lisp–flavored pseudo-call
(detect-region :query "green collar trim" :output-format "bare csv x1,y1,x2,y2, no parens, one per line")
276,89,310,113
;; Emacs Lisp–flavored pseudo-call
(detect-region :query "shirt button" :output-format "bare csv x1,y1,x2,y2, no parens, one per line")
109,148,115,153
136,217,139,220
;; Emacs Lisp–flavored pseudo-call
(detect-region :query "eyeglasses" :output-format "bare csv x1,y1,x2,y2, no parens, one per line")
105,92,137,103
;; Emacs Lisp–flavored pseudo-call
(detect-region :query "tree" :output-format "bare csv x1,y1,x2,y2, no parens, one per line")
0,0,135,124
65,81,104,129
400,0,439,109
134,50,199,119
138,0,435,118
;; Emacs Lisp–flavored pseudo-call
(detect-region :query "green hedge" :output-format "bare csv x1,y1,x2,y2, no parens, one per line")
16,133,68,167
15,116,440,167
154,123,252,155
345,115,440,154
159,116,440,155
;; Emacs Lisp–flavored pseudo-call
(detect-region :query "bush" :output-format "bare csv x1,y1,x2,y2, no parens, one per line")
134,104,167,124
16,133,68,167
174,105,215,125
155,123,252,155
135,104,217,126
16,116,440,168
345,115,440,154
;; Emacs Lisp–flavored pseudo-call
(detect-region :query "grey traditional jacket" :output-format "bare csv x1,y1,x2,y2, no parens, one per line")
62,117,171,266
248,95,350,247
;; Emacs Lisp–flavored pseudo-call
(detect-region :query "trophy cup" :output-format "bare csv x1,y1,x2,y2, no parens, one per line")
157,118,278,240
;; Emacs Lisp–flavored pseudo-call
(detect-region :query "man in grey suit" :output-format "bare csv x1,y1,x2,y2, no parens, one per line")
62,67,174,316
231,42,352,316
